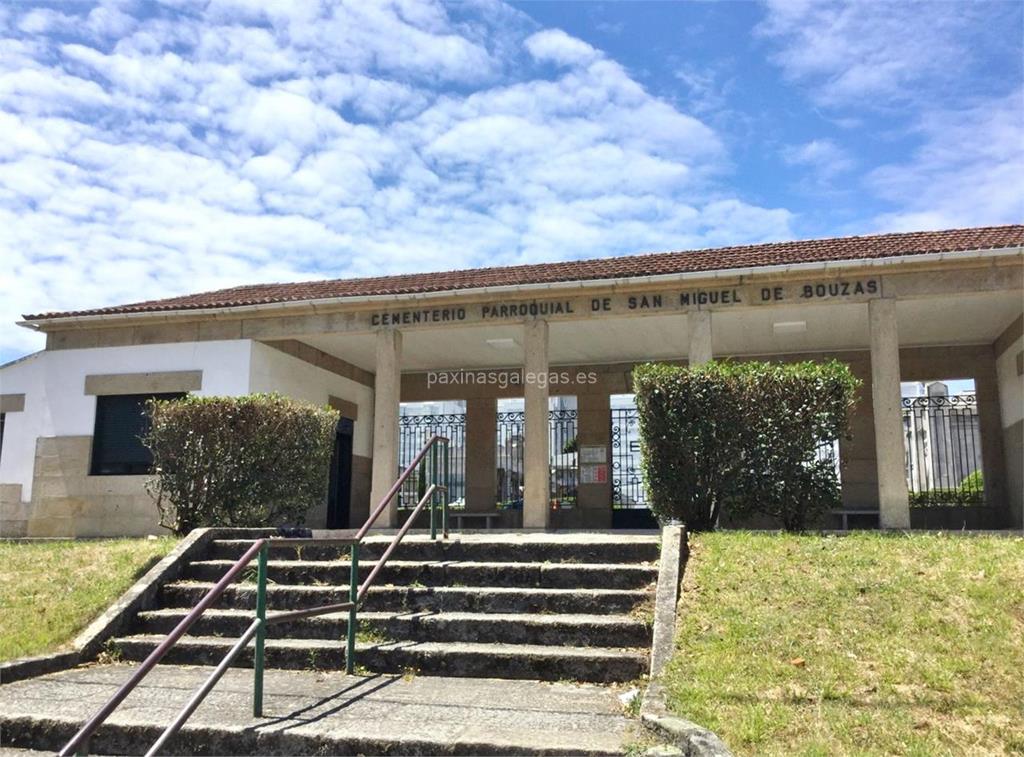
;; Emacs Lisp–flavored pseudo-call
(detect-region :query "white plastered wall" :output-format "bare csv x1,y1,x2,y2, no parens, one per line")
248,342,374,457
0,340,253,503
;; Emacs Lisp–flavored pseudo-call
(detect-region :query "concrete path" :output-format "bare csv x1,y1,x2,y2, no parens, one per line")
0,664,636,755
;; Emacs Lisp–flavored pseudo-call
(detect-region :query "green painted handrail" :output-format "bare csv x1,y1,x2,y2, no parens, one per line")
253,543,268,716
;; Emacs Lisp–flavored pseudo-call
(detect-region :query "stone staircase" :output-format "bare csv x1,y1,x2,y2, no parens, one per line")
110,533,660,684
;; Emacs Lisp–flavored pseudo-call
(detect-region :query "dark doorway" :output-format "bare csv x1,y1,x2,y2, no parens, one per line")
610,397,658,529
327,417,354,528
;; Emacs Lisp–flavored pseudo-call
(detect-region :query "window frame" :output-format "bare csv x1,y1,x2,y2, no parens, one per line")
89,392,185,476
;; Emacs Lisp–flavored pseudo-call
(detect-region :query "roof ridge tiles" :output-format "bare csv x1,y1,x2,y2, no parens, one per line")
22,224,1024,321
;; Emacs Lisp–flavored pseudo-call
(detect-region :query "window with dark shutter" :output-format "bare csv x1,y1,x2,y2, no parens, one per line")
90,393,185,475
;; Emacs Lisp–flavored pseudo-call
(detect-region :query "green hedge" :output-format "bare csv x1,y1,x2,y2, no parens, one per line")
908,470,985,508
908,489,985,507
143,394,337,535
633,360,860,531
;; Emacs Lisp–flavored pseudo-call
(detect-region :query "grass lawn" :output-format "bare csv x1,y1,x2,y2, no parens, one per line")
0,537,177,662
664,532,1024,756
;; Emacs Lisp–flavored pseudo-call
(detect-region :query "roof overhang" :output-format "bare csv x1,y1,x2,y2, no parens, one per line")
18,244,1024,332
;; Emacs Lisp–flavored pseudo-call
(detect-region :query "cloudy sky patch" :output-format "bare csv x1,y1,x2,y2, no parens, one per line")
1,0,1021,360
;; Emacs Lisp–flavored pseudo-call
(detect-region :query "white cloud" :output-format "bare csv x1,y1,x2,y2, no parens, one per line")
674,65,728,116
0,0,792,360
524,29,599,68
782,138,854,179
758,1,1022,229
0,66,112,115
756,0,984,107
869,92,1024,230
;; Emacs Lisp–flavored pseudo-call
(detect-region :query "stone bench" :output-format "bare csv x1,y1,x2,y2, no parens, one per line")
831,509,880,530
449,512,503,530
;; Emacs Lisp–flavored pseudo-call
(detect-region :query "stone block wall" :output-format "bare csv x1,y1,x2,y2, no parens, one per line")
26,436,162,537
0,484,28,537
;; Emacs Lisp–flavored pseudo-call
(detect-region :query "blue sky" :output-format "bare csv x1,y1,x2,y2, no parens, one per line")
2,0,1022,362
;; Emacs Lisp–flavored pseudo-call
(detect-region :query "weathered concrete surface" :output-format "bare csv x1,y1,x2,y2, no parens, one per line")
641,527,732,757
869,297,911,529
639,699,732,757
0,664,635,755
161,582,649,614
111,636,649,683
0,652,80,688
183,558,658,589
647,525,687,679
135,608,652,648
104,530,657,685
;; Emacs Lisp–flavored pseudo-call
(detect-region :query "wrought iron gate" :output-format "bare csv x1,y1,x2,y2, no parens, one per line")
495,409,578,508
902,394,984,505
549,409,578,508
610,406,647,509
398,412,466,507
496,410,524,507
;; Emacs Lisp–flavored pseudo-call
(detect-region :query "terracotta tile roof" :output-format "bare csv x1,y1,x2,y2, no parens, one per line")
23,224,1024,321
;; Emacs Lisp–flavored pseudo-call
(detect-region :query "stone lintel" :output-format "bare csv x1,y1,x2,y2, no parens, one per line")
84,370,202,396
0,393,26,413
328,395,359,420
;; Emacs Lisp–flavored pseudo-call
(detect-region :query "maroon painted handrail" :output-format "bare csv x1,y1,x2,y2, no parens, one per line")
354,434,447,540
61,434,452,756
58,538,268,757
357,483,439,602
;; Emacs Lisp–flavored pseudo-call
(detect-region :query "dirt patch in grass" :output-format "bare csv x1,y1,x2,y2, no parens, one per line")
0,537,177,661
663,532,1024,756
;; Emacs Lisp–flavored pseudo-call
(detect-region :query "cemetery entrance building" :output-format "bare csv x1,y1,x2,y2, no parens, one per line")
1,225,1022,536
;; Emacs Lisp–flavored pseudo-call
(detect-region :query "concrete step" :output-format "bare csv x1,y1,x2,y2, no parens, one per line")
110,634,648,683
1,713,626,756
160,581,651,615
206,535,660,565
134,607,653,648
183,558,659,589
0,664,631,755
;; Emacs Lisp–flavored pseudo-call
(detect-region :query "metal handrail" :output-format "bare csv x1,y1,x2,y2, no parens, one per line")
58,538,269,757
345,434,449,672
151,477,447,751
144,617,263,757
61,434,451,756
357,484,440,602
355,434,448,540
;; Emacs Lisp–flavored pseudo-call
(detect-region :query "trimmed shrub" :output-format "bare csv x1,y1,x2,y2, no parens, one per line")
633,360,860,532
633,362,747,531
959,469,984,492
143,394,338,535
907,470,985,508
908,488,984,508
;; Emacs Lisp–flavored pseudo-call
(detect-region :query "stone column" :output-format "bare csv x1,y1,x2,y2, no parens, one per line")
838,355,879,510
974,363,1008,512
576,392,612,528
868,299,910,529
465,397,497,512
370,329,402,527
523,319,550,529
688,310,713,366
